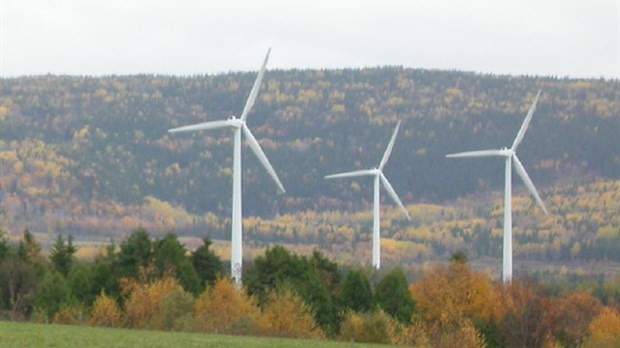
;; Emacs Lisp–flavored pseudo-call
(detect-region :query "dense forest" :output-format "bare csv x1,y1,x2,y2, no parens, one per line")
0,68,618,270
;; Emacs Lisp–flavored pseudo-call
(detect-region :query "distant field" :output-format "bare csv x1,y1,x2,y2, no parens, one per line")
0,321,388,348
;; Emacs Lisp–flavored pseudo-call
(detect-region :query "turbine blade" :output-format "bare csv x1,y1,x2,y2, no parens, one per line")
380,173,411,220
325,169,375,179
242,125,285,193
168,120,231,133
511,90,541,151
240,48,271,121
513,154,548,214
446,149,503,158
379,120,402,170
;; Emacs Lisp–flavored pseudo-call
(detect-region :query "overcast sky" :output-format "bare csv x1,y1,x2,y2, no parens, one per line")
1,0,618,79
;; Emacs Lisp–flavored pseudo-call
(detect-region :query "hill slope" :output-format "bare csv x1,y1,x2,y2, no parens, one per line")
1,69,618,266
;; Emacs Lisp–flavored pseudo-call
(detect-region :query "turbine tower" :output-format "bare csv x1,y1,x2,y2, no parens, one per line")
326,120,411,269
446,90,547,283
168,49,285,285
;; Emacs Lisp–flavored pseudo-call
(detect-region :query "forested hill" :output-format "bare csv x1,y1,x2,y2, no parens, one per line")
1,69,618,244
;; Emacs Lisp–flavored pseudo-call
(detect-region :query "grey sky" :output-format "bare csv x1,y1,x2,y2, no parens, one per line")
1,0,618,78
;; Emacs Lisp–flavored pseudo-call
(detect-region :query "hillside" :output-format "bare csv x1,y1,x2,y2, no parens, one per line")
0,68,618,267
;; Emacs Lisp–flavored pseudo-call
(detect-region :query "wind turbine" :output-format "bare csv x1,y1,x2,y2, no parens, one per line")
168,49,285,285
325,120,411,269
446,90,547,283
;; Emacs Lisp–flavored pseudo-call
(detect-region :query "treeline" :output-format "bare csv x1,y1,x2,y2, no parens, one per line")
1,228,619,347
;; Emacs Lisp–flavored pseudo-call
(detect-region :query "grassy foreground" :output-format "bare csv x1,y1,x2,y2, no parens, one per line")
0,321,388,348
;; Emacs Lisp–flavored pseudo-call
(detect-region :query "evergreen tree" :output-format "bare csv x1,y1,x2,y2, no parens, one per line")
0,227,9,261
35,270,72,320
67,261,95,305
375,266,416,324
152,233,201,294
91,246,119,299
50,234,77,277
116,228,152,279
18,229,41,264
338,269,374,313
246,246,339,335
191,236,223,287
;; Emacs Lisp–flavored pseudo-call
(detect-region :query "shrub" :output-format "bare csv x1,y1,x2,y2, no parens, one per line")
122,276,181,329
151,287,194,331
339,311,391,344
258,288,325,339
193,278,260,335
89,291,121,328
52,305,82,325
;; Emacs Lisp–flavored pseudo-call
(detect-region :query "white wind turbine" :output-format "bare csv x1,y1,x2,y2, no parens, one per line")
325,120,411,269
168,49,285,285
446,90,548,283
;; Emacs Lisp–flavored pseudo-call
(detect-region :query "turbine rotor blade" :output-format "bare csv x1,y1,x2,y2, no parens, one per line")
380,173,411,220
242,125,285,193
168,120,232,133
446,149,504,158
325,169,375,179
513,154,548,214
240,48,271,121
512,90,541,151
379,120,402,170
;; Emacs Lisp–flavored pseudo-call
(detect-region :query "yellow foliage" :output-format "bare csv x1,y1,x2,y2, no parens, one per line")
89,291,122,328
52,306,81,325
410,262,498,326
0,150,18,162
122,276,181,329
431,320,487,348
584,307,620,348
391,318,485,348
258,289,324,339
193,278,260,335
339,311,391,344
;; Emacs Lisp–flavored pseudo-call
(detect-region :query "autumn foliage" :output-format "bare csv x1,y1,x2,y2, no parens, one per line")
2,229,620,346
89,291,122,328
193,277,260,335
258,288,325,339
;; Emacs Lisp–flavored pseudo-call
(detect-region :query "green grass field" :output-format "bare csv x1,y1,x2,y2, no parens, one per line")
0,321,389,348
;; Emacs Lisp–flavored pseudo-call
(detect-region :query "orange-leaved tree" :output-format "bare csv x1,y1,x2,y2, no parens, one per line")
554,291,602,347
410,260,498,325
121,273,182,329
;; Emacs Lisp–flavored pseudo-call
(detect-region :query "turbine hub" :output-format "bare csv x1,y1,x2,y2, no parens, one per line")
499,147,514,157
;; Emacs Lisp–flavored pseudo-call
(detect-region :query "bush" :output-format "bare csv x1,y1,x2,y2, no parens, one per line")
89,291,121,328
339,311,391,344
151,288,194,331
52,305,82,325
122,276,181,329
193,278,260,335
258,288,325,339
